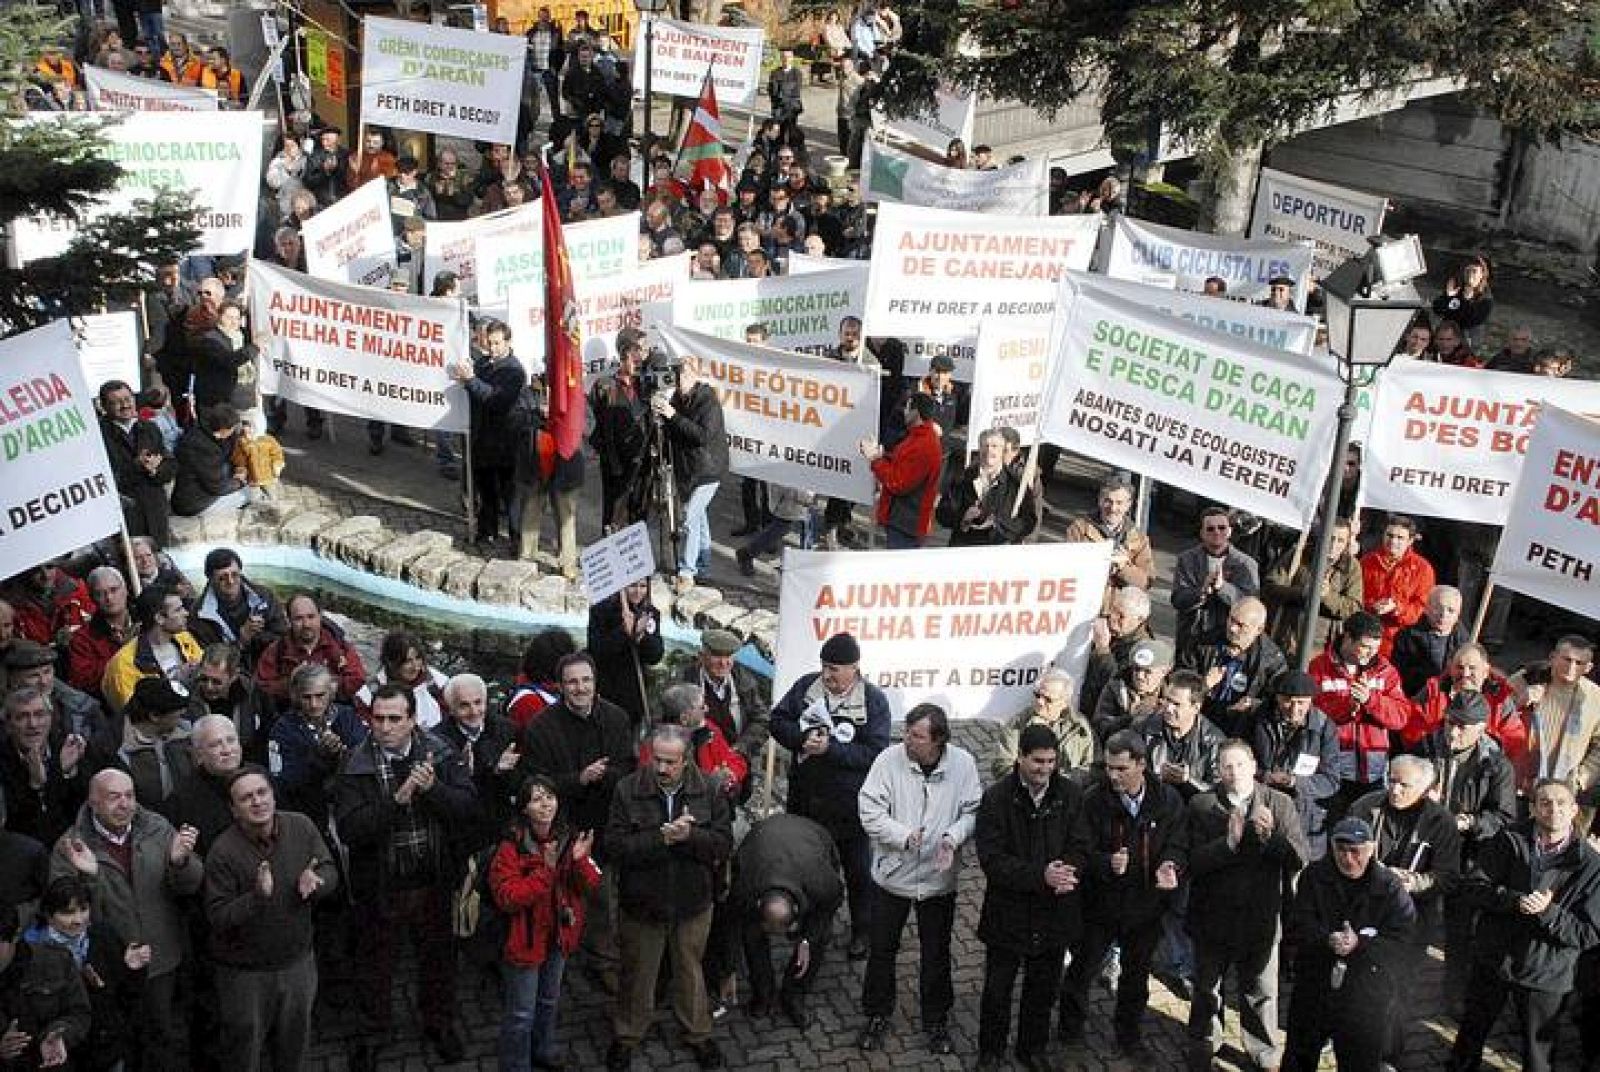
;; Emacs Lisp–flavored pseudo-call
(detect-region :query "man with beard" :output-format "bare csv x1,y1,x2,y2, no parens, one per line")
255,595,366,709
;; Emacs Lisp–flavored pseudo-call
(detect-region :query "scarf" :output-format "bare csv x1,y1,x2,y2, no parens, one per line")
24,923,90,967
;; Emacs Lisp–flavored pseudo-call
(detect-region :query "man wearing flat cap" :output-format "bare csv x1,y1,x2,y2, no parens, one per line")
770,632,890,959
6,638,114,752
1419,689,1517,1005
1252,670,1342,859
1283,816,1415,1071
679,629,770,767
1259,275,1299,313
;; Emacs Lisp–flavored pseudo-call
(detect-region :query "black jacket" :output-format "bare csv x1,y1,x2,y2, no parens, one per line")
1458,821,1600,992
188,328,256,409
170,427,241,516
1250,708,1342,856
935,460,1036,546
728,813,842,946
1078,625,1153,722
1186,785,1309,951
462,354,528,467
518,698,637,857
588,374,649,480
98,415,174,541
1348,790,1462,905
665,382,727,491
0,728,93,846
1287,855,1415,1001
1419,733,1517,857
435,714,521,853
1180,634,1289,739
606,764,733,922
1135,712,1224,800
770,672,892,840
328,730,477,901
157,766,235,855
976,770,1089,955
1392,621,1468,698
1075,776,1188,926
587,593,664,727
0,942,90,1072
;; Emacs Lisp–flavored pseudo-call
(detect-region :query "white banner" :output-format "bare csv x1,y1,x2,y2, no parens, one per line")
1068,271,1319,356
772,543,1110,721
968,320,1053,447
581,521,656,604
360,16,525,145
657,324,880,505
0,322,123,575
301,178,397,288
507,253,691,380
249,261,470,432
1361,361,1600,525
671,265,868,355
878,82,975,151
1250,167,1388,279
473,211,639,307
903,337,977,382
72,312,141,393
1038,280,1341,529
863,202,1099,339
633,16,764,107
1104,216,1315,307
1490,406,1600,618
423,202,541,301
82,65,219,111
860,139,1048,215
10,112,264,261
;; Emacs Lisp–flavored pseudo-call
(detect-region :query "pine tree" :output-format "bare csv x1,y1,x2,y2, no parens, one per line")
1,3,203,337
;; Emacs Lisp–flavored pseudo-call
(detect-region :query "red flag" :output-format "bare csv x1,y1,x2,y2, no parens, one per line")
678,65,731,203
539,160,585,460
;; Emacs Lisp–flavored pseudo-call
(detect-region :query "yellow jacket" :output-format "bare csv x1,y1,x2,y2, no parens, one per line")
101,631,203,713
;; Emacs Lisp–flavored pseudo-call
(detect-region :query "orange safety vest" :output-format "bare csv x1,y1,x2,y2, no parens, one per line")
35,55,77,86
161,53,205,85
200,66,246,101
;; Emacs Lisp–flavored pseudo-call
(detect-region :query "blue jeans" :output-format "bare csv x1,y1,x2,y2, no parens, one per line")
885,527,921,550
138,10,167,55
678,481,718,577
499,951,566,1072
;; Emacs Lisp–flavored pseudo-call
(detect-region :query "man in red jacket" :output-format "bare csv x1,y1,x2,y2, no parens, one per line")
1359,515,1435,659
859,394,943,549
254,595,367,708
1309,611,1409,816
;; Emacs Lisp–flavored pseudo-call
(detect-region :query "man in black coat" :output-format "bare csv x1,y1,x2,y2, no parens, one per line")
1252,670,1342,859
1391,584,1466,697
1184,739,1309,1072
329,684,476,1071
1179,596,1288,739
448,319,527,547
97,379,175,546
1419,690,1518,1005
975,724,1088,1071
650,353,727,593
1451,778,1600,1072
1058,728,1188,1055
433,672,520,856
1283,817,1416,1071
729,812,842,1030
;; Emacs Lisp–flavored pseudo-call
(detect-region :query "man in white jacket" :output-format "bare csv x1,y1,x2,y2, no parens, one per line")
855,703,981,1056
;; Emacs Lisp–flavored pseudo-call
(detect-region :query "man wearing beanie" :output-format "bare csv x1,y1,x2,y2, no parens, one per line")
859,393,943,549
1252,670,1342,858
770,632,890,960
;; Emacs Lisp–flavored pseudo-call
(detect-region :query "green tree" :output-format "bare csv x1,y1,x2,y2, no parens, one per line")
879,0,1600,233
1,3,202,337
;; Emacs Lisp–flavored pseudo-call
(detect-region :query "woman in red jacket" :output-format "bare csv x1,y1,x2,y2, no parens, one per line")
490,776,601,1071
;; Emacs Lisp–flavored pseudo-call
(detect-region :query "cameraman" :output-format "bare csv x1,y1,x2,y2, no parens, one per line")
649,353,727,594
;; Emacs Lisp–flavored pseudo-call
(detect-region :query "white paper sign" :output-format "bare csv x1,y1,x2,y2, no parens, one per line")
657,324,880,505
10,111,264,261
1067,271,1318,357
863,202,1099,339
301,178,397,288
473,211,639,306
249,260,470,432
633,16,764,107
671,265,868,355
860,139,1047,215
423,202,541,301
360,16,526,145
772,543,1111,721
878,82,975,150
580,521,656,604
72,312,141,393
83,65,219,111
1490,405,1600,618
1250,168,1388,279
1038,278,1341,529
968,320,1053,447
0,321,124,575
1105,215,1315,307
1361,361,1600,524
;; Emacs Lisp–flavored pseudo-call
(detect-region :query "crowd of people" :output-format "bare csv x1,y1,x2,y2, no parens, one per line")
7,3,1600,1071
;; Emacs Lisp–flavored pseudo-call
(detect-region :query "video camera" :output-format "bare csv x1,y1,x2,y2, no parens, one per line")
641,347,680,396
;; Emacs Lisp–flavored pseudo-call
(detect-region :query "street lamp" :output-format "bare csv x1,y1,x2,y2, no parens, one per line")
634,0,671,150
1295,235,1429,669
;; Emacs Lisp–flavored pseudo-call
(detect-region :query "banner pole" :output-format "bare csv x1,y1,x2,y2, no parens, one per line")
463,420,476,544
1133,474,1153,534
759,736,777,817
119,524,143,598
1469,579,1497,644
1009,443,1037,519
